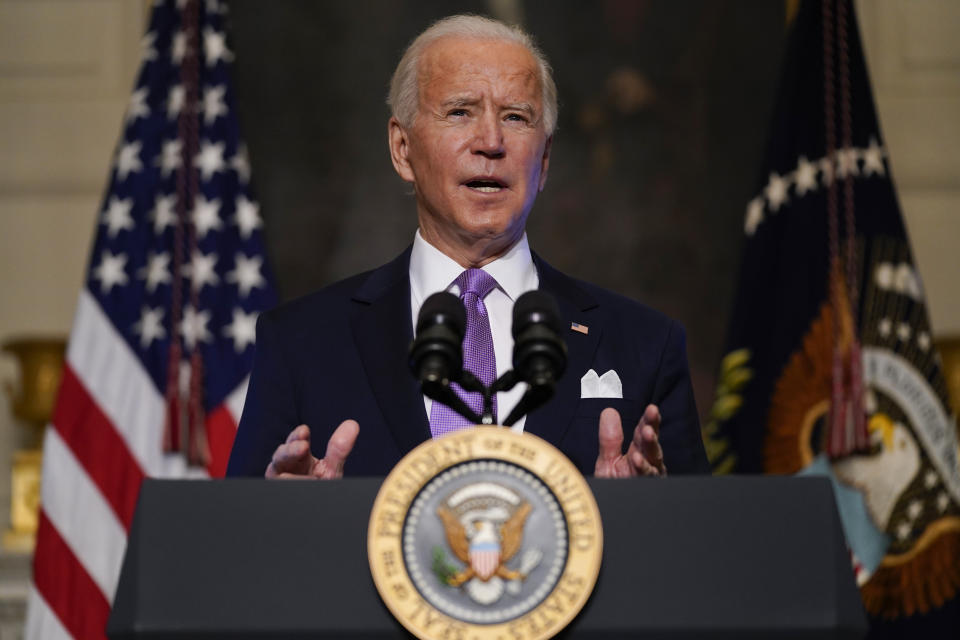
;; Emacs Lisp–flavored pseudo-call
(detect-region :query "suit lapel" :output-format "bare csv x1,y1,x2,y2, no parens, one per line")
349,247,432,456
523,254,601,448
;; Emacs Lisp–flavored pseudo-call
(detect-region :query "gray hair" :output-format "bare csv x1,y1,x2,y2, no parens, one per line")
387,14,558,135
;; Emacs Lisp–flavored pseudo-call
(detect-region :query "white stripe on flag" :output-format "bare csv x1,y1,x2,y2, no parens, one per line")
24,587,72,640
226,374,249,424
42,426,127,601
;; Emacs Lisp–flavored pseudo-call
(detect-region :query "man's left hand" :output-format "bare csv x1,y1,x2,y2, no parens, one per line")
594,405,667,478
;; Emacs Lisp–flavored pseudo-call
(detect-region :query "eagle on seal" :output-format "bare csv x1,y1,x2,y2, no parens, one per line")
437,501,532,586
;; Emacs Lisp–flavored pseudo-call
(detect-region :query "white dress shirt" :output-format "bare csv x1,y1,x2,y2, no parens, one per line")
409,230,539,432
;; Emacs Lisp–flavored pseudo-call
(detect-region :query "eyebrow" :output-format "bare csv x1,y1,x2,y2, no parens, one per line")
503,102,536,116
440,96,480,109
439,97,537,116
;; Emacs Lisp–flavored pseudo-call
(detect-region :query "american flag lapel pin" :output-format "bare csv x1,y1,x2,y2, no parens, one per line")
570,322,589,335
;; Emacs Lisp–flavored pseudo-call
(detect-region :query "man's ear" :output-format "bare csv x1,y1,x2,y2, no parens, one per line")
538,135,553,192
388,117,416,183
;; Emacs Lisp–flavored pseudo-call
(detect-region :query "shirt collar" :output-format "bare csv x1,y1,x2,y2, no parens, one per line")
409,230,537,306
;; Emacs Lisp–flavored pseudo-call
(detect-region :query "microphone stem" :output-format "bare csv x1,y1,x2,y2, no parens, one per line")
481,389,495,425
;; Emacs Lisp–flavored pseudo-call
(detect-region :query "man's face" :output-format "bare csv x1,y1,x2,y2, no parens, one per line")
389,37,552,265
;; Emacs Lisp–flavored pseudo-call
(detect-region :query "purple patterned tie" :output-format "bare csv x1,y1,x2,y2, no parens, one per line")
429,268,499,437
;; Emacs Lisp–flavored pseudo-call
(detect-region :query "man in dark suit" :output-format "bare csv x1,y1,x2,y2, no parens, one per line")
227,15,710,479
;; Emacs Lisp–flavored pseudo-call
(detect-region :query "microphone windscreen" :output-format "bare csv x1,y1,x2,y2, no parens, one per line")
512,290,562,338
417,291,466,337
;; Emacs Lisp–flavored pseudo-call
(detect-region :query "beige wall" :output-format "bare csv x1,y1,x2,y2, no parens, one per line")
0,0,957,523
0,4,147,630
857,0,960,336
0,0,146,535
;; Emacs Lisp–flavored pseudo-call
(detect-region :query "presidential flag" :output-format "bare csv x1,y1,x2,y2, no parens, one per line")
702,0,960,635
25,1,276,637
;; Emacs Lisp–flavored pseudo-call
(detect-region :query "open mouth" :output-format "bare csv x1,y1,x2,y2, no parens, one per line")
465,178,506,193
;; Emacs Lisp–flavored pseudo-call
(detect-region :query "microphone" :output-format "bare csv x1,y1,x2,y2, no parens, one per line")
408,292,482,424
409,292,466,386
502,291,568,426
512,290,567,386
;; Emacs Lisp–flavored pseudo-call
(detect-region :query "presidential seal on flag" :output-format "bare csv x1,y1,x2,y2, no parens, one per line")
368,427,602,640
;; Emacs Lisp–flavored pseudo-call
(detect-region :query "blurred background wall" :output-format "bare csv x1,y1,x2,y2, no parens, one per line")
0,0,957,624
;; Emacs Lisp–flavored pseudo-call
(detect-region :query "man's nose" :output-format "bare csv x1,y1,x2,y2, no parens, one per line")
471,113,505,158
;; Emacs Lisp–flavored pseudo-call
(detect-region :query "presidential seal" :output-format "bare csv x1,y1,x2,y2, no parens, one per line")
368,427,602,640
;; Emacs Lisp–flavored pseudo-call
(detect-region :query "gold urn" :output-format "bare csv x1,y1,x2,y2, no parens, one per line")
2,337,66,553
937,336,960,433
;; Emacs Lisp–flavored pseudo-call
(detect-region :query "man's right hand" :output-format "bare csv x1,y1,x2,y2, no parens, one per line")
265,420,359,479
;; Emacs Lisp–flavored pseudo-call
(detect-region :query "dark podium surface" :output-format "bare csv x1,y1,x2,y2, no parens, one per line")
108,476,866,639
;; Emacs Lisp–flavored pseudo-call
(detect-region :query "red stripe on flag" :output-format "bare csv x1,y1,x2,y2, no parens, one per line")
205,404,237,478
53,365,145,530
34,511,111,640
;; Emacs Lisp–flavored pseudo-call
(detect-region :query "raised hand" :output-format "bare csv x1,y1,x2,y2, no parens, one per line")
594,405,666,478
265,420,359,479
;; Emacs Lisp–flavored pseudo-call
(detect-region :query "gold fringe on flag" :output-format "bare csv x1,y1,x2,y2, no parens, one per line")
861,523,960,617
765,296,839,473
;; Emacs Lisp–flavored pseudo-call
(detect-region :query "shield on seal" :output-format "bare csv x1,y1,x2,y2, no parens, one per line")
468,521,500,581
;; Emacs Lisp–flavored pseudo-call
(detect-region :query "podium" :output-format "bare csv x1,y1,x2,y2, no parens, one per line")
108,476,866,639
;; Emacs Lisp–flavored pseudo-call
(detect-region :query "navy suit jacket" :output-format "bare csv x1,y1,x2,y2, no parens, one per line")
226,247,710,477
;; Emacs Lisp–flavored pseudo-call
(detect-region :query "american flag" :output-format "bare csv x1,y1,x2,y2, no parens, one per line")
25,1,276,637
570,322,589,335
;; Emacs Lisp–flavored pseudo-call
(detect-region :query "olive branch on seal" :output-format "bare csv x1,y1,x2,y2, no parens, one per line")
431,546,459,585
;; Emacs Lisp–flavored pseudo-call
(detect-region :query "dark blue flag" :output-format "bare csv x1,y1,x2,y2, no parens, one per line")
703,0,960,636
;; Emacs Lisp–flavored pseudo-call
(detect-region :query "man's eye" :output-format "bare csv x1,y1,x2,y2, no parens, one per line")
448,109,468,117
505,113,528,123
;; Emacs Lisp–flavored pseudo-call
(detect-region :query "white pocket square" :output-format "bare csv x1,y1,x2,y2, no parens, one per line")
580,369,622,399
